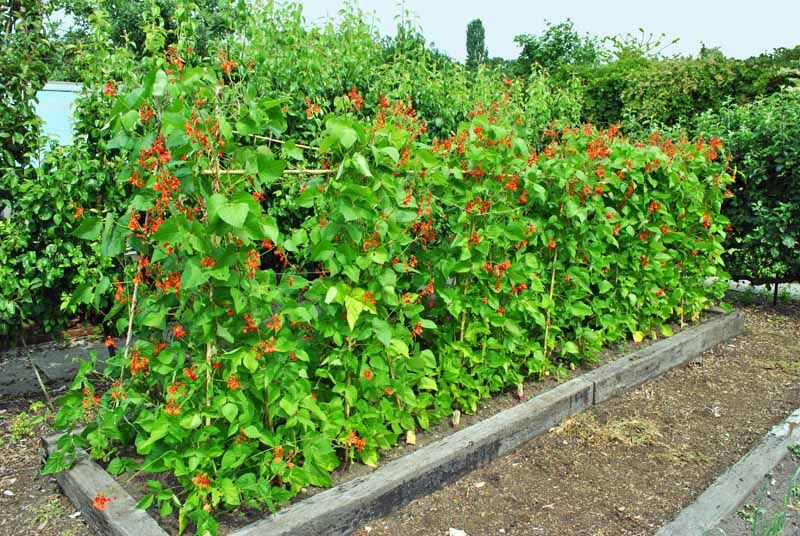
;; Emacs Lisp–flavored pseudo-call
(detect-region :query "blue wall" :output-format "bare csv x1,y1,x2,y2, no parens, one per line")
35,82,80,145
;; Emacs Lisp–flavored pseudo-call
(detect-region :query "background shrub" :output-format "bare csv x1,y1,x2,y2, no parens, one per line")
695,91,800,283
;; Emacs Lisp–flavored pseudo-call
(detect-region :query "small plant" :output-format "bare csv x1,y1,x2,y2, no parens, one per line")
738,466,800,535
10,412,35,442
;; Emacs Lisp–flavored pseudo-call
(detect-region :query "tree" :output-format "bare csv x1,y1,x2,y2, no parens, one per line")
514,19,599,77
48,0,230,80
1,0,52,171
466,18,488,69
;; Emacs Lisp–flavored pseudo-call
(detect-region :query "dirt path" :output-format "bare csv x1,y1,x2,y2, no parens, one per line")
356,303,800,536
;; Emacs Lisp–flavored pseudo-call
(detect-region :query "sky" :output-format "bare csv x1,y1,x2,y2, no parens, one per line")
296,0,799,61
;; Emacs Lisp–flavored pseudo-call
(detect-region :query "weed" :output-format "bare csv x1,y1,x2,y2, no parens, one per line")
27,500,67,525
656,444,710,465
10,412,35,442
552,413,659,446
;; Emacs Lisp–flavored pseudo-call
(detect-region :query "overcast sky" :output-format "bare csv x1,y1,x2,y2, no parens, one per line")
296,0,799,61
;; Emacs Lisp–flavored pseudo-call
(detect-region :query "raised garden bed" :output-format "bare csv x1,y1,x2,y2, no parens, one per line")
45,310,744,536
356,302,800,535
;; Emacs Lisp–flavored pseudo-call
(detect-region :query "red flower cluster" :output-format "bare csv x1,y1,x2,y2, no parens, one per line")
410,322,423,339
93,493,114,511
245,249,260,278
345,431,366,451
227,373,241,389
164,46,184,72
243,315,258,334
192,473,210,489
184,365,198,381
305,97,322,118
102,81,116,98
137,134,171,171
347,87,364,110
129,350,150,376
266,315,282,331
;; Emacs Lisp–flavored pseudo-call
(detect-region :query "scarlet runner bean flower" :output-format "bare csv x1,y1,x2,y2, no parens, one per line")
410,323,423,339
345,431,366,451
242,315,258,334
102,81,116,98
184,366,198,381
347,87,364,110
129,350,149,376
266,315,282,331
93,493,114,510
227,374,240,389
192,473,211,489
165,400,181,416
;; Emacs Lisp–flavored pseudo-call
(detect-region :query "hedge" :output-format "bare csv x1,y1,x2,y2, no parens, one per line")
695,91,800,284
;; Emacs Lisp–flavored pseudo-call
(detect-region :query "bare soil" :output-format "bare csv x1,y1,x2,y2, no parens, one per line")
355,302,800,536
0,396,91,536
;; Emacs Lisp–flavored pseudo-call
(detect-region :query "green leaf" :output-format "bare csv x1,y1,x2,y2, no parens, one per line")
152,70,168,97
344,385,357,407
418,377,437,391
218,203,250,228
633,331,645,343
257,154,286,183
218,116,233,140
324,286,338,304
142,308,167,329
368,248,388,265
181,259,208,290
221,403,238,422
563,341,580,354
180,413,202,429
327,118,357,148
568,302,592,318
220,478,240,506
389,338,409,357
243,351,259,373
100,213,126,257
136,494,155,510
72,217,103,240
352,153,372,177
372,318,392,346
344,296,364,331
